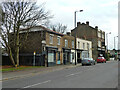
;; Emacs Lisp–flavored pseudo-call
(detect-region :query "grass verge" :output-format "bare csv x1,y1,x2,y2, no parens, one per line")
1,66,44,72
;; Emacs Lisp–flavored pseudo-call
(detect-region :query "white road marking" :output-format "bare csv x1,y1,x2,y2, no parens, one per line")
23,80,51,88
65,71,83,77
66,74,75,77
66,67,95,77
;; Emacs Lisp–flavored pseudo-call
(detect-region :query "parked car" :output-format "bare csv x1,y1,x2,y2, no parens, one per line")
82,58,96,66
97,57,106,63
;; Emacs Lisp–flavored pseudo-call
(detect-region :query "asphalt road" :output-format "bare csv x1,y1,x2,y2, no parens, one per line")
2,61,118,88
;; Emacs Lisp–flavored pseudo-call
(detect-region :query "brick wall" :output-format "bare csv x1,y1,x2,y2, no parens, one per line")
20,31,45,54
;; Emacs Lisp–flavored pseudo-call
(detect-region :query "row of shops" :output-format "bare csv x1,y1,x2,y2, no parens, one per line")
46,46,90,67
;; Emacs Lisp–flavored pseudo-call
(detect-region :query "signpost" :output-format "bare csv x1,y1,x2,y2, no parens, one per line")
33,51,36,66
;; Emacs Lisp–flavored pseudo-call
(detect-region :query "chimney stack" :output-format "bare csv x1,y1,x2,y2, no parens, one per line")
66,32,71,36
86,21,89,26
95,26,98,30
77,22,81,27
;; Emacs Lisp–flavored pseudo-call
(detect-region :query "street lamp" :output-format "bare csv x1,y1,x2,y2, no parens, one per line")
74,10,83,27
114,36,118,60
33,51,36,66
74,10,83,65
106,32,111,51
114,36,118,50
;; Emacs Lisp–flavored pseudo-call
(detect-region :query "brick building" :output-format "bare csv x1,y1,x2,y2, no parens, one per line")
20,26,75,66
71,21,105,60
62,32,75,64
20,26,64,66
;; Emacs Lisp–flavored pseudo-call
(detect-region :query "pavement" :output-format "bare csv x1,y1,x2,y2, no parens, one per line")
1,63,82,81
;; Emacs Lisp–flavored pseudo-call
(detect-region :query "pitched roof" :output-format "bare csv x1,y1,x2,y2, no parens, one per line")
20,25,64,36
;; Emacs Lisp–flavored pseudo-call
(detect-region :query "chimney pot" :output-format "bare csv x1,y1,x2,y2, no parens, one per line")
82,23,85,25
86,21,89,26
95,26,98,29
66,32,71,36
77,22,81,26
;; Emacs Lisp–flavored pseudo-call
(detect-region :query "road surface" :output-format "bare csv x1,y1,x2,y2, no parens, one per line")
2,61,118,89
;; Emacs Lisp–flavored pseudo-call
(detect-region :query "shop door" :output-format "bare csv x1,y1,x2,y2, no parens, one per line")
57,52,60,64
48,52,55,66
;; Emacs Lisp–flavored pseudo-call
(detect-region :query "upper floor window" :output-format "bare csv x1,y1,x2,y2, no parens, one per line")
49,34,53,44
102,34,104,39
57,37,61,45
87,43,89,50
98,32,101,38
78,41,80,49
72,40,74,48
98,40,101,47
65,39,68,47
83,43,85,50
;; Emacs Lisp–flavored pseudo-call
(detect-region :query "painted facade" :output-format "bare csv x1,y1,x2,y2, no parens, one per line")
76,38,92,63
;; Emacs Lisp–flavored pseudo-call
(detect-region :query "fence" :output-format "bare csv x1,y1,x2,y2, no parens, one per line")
2,53,45,66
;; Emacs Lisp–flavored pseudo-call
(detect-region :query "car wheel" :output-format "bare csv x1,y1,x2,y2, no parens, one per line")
91,62,93,66
82,64,84,66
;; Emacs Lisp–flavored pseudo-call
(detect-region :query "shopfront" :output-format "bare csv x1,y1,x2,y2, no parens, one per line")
77,49,83,63
46,46,58,67
63,48,71,65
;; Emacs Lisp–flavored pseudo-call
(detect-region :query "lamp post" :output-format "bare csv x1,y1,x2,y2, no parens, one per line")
114,36,118,60
42,40,46,66
33,51,36,66
106,32,111,52
114,36,118,50
74,10,83,65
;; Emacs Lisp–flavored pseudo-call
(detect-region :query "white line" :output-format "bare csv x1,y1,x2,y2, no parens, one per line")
65,67,95,77
65,71,83,77
23,80,51,88
88,68,94,71
66,74,75,77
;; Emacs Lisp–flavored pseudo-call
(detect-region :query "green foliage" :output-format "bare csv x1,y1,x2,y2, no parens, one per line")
1,66,44,72
105,52,110,61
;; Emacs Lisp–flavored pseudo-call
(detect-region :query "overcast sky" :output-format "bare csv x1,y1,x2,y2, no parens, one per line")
37,0,118,50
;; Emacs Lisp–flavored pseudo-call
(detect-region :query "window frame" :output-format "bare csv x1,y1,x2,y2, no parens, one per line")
57,36,61,45
49,34,54,44
72,40,74,48
83,43,85,49
87,43,89,50
65,39,68,48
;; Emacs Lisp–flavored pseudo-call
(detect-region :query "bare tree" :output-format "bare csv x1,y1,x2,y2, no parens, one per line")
44,22,67,34
0,1,52,67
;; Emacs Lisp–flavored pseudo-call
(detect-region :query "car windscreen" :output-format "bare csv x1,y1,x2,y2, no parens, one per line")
98,57,102,59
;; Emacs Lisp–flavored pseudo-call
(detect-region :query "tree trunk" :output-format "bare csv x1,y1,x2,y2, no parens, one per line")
16,29,20,67
8,48,16,67
16,45,19,67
